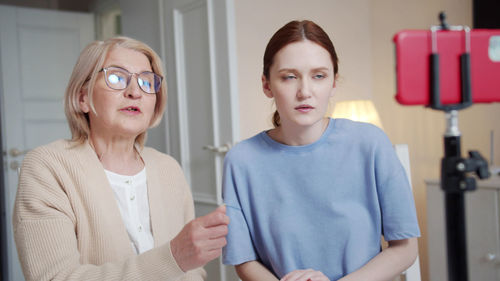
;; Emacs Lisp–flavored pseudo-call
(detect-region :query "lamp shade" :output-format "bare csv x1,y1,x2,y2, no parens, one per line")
331,100,384,129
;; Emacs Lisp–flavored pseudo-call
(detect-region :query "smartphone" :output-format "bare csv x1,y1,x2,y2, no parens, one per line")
393,29,500,105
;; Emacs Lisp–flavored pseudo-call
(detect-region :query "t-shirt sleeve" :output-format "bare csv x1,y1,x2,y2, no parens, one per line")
221,153,258,265
373,131,421,241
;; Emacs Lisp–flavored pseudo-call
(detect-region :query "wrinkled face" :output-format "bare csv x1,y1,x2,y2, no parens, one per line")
263,40,335,128
79,46,157,139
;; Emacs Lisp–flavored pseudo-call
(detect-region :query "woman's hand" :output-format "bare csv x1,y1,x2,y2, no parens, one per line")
170,205,229,272
280,269,330,281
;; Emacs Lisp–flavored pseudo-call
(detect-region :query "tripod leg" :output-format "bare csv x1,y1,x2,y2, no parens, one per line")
445,192,469,281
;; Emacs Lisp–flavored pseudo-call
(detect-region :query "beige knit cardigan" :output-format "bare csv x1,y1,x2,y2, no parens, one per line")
13,139,206,281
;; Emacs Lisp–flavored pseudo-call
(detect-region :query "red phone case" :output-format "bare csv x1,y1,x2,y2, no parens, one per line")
393,29,500,105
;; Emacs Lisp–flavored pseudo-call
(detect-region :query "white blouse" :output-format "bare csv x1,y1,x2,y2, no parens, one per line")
104,167,154,254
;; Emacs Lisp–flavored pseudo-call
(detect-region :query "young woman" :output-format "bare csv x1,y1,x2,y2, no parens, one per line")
222,20,420,281
13,37,228,281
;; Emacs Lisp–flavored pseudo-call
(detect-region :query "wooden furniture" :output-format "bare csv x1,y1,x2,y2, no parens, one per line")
427,174,500,281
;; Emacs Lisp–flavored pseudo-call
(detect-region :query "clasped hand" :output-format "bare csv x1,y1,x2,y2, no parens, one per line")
170,205,230,272
281,269,330,281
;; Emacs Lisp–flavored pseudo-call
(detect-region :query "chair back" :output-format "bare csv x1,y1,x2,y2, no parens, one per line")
394,144,422,281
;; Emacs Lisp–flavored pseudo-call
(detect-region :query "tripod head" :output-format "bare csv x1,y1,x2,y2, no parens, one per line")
465,151,491,179
441,146,491,193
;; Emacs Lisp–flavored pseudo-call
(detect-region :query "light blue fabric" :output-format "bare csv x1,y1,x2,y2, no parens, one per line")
222,118,420,280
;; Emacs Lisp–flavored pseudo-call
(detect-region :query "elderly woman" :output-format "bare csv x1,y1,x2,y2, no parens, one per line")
13,37,228,281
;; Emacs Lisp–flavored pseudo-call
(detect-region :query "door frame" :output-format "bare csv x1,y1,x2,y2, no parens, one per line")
0,102,7,281
160,0,239,203
159,0,239,280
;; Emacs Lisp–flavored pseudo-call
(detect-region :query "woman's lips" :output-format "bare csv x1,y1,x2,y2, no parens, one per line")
295,104,314,113
120,106,141,114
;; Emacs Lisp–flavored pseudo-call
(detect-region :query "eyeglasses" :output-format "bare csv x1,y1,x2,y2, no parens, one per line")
100,66,163,94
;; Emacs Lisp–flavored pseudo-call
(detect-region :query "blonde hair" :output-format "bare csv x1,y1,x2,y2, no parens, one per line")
64,36,167,148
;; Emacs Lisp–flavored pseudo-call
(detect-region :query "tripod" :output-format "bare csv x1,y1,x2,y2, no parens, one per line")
430,13,491,281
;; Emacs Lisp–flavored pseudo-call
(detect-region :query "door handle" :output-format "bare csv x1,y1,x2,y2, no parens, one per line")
483,253,500,265
203,143,232,153
9,148,28,157
10,161,20,171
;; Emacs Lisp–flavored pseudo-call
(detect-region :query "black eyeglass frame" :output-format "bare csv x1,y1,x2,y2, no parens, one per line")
99,66,163,94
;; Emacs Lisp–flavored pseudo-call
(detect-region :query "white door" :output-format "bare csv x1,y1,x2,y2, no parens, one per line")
0,5,94,280
161,0,239,280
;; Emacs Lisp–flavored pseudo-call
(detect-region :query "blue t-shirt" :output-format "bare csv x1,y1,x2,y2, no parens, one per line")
222,118,420,280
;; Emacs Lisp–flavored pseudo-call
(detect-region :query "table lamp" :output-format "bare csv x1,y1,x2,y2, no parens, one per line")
331,99,384,129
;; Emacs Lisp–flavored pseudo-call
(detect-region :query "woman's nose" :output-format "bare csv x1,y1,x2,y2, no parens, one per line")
297,79,312,100
125,76,142,99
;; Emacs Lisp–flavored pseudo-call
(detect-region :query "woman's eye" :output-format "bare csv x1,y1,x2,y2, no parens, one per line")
283,75,296,80
108,74,125,84
314,74,326,79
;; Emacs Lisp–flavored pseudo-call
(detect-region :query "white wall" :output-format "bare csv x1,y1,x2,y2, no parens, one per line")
235,0,373,139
